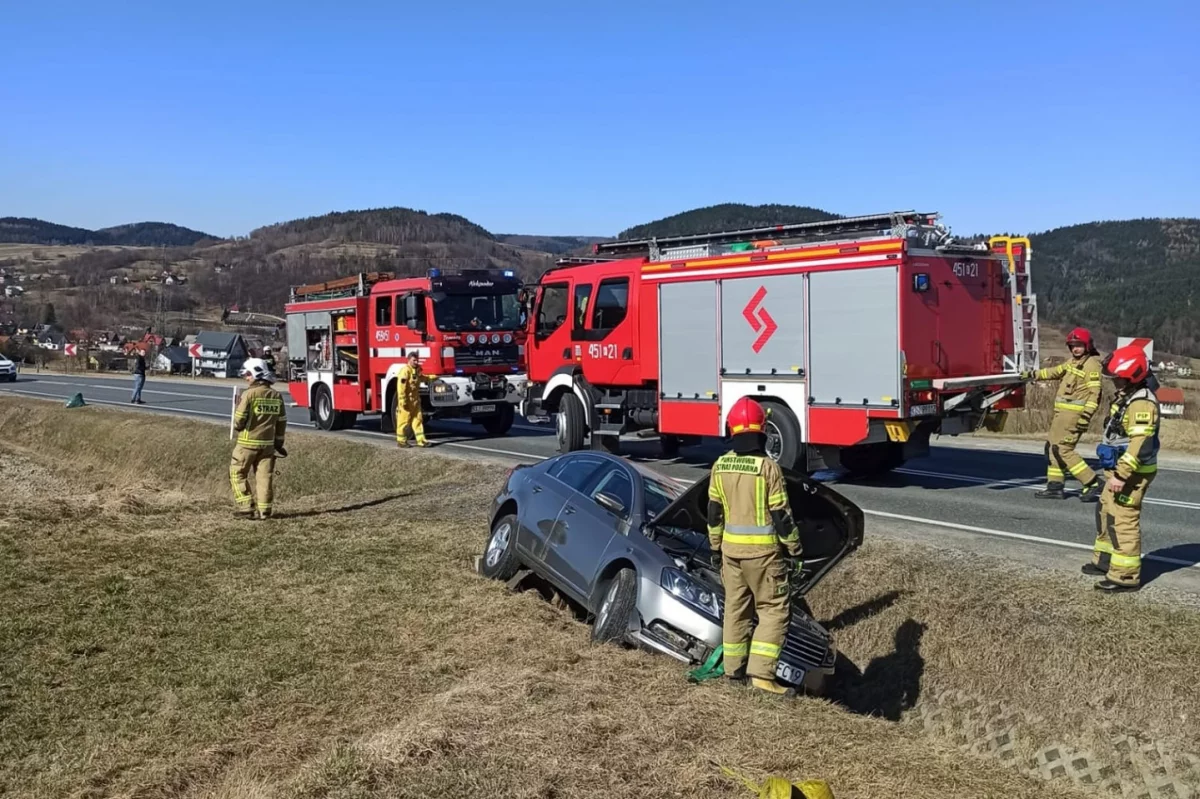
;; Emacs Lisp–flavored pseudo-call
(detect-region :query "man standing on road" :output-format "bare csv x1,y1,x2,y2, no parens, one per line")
230,357,287,520
1085,344,1159,592
1022,327,1103,501
395,351,433,448
706,397,805,697
130,348,147,405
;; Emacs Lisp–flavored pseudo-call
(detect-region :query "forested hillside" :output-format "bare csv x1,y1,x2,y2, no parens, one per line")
617,203,839,240
0,217,215,247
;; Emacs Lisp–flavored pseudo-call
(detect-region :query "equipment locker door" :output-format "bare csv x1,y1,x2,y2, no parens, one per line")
808,267,901,407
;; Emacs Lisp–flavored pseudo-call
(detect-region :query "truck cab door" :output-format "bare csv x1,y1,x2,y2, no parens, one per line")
573,274,636,385
529,280,574,381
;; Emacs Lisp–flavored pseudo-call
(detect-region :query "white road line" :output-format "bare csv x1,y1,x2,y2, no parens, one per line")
1,388,231,419
896,467,1200,511
864,509,1200,570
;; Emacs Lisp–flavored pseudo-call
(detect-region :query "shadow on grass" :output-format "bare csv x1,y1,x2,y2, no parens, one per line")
832,618,927,722
1142,543,1200,585
819,590,905,633
277,492,412,519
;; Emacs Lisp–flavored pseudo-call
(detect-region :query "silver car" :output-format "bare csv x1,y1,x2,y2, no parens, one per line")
482,451,864,693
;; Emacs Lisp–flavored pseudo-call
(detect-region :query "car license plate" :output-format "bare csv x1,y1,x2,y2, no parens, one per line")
472,404,497,414
909,403,938,417
775,661,804,684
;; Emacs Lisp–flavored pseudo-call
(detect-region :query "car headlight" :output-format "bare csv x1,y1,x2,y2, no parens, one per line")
661,568,720,620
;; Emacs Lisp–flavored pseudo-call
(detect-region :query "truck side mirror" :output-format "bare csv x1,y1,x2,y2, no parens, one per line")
404,294,421,330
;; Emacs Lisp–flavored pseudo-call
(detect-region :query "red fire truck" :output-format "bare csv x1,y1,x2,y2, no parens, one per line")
520,211,1039,474
284,268,527,435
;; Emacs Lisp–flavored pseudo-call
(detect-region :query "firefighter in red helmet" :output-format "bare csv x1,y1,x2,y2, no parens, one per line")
1022,327,1103,501
1085,345,1159,592
707,397,804,696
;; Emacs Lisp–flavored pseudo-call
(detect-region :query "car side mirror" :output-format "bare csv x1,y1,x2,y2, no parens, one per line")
595,492,626,517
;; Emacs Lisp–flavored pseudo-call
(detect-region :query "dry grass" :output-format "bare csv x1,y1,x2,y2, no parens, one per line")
2,398,1198,797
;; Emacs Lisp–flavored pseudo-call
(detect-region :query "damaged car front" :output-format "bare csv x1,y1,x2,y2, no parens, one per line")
632,466,864,693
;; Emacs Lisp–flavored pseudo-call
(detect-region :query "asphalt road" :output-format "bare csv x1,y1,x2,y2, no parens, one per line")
6,372,1200,595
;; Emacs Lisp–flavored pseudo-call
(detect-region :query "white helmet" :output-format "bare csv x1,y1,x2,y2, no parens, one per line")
241,357,275,383
263,346,272,354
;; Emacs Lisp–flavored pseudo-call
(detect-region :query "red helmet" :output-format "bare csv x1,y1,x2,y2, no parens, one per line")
1066,327,1093,349
727,397,767,435
1103,344,1149,382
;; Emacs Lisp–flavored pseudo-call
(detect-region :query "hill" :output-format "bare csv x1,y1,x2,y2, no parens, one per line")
616,202,841,240
0,216,216,247
497,234,607,255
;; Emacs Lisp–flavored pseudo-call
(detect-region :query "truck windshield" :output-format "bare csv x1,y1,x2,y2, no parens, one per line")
432,292,523,332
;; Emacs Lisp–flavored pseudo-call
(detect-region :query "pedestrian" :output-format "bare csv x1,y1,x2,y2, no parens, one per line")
395,351,433,448
1022,327,1103,501
1085,344,1159,592
706,397,805,697
230,357,287,520
131,348,147,404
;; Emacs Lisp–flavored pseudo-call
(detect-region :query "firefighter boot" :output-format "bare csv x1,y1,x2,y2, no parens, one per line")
1035,482,1065,499
1079,479,1102,503
1081,563,1107,576
750,677,797,698
1096,579,1141,593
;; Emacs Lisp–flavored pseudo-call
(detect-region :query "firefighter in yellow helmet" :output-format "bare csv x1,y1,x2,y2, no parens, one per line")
1022,327,1104,501
1085,344,1159,592
395,351,434,448
707,397,804,696
230,357,287,520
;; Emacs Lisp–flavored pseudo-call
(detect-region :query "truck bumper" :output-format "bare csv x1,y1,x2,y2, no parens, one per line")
428,374,526,413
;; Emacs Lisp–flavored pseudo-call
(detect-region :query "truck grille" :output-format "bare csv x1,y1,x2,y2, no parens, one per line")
455,345,519,368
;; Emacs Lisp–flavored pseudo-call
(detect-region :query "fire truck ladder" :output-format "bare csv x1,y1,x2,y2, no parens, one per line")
988,236,1039,373
594,211,940,260
289,271,395,303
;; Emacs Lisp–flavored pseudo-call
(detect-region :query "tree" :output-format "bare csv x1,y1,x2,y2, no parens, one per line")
40,302,56,326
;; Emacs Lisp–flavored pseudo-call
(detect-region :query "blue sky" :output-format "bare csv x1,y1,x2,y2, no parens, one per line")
1,0,1196,238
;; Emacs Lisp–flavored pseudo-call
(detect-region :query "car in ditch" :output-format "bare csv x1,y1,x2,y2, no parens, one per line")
481,451,864,693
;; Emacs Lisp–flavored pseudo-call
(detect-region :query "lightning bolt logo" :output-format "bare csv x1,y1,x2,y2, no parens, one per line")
741,286,778,354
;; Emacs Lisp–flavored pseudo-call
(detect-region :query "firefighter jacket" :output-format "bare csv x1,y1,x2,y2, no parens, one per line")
706,453,803,559
396,363,431,406
232,381,287,450
1100,387,1159,480
1036,354,1103,424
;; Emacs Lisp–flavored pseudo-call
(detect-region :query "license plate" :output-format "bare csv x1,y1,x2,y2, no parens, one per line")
472,404,497,414
775,661,804,684
909,403,938,417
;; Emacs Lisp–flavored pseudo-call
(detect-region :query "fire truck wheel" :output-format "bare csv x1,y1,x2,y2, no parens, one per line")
481,405,515,436
557,393,587,453
659,434,681,459
313,385,337,431
760,400,802,471
840,442,903,477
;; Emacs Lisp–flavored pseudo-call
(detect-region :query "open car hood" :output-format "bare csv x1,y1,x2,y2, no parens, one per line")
646,468,864,597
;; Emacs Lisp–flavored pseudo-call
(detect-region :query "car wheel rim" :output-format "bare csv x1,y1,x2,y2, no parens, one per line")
599,580,617,620
764,419,783,462
485,522,511,568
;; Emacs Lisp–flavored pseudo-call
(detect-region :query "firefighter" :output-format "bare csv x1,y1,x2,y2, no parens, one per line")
230,357,287,520
707,397,805,697
261,346,277,375
395,351,433,448
1085,345,1159,592
1022,327,1104,501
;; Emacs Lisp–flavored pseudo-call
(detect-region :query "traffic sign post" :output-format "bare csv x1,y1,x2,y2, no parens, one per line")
189,343,202,378
64,343,77,357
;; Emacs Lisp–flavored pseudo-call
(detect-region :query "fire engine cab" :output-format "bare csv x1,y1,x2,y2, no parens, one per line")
520,211,1039,474
284,268,527,435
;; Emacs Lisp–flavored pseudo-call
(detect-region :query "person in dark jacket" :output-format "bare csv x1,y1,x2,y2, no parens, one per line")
131,350,147,404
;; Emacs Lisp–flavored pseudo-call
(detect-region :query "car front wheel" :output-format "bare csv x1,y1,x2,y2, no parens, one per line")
591,567,637,644
481,514,521,581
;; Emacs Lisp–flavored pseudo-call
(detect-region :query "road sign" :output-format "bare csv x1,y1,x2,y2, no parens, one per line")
64,343,77,357
188,342,203,359
1117,336,1154,362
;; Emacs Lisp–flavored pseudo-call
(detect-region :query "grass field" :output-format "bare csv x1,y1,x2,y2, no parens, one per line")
2,399,1199,798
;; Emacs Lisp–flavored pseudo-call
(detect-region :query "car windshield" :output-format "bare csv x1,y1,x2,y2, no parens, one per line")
433,292,522,332
642,472,685,520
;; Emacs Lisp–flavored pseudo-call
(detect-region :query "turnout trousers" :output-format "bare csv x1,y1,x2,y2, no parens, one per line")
395,400,426,445
1093,469,1153,586
230,444,277,517
1045,412,1096,486
721,550,791,681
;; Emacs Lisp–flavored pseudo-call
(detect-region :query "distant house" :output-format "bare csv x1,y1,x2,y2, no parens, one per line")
154,346,193,375
4,285,24,297
1158,387,1186,417
36,329,67,351
194,331,249,378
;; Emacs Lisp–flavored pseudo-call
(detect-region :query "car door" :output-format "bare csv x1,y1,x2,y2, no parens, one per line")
553,461,637,602
525,454,607,583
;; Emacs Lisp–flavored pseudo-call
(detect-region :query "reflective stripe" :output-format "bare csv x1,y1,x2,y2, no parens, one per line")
1094,541,1115,555
750,640,781,659
1055,400,1087,412
1068,461,1091,476
707,525,723,538
724,523,776,546
1109,552,1141,568
726,524,774,534
754,477,766,527
723,642,749,657
1047,466,1065,478
1127,425,1156,435
767,491,787,506
237,434,275,448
